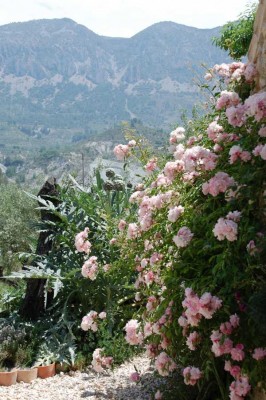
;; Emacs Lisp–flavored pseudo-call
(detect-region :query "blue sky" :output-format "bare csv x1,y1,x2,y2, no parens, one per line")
0,0,256,37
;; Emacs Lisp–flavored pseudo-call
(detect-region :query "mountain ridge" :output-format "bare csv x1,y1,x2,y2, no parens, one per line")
0,18,228,129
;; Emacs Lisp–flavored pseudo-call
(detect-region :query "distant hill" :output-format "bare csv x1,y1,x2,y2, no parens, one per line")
0,18,228,130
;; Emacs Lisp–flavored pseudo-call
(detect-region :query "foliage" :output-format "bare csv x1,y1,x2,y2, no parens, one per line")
0,182,39,273
212,3,257,60
10,168,138,368
106,59,266,399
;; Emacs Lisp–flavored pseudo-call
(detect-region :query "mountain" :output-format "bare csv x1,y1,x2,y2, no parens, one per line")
0,18,228,130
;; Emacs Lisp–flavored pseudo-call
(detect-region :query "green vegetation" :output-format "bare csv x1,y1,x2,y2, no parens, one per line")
213,3,257,59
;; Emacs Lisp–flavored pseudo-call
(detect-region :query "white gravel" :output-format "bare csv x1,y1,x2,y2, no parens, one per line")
0,355,163,400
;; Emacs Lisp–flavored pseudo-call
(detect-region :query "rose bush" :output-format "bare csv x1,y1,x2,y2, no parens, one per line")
83,61,266,398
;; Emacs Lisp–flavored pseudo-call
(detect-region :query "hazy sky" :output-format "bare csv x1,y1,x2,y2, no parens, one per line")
0,0,256,37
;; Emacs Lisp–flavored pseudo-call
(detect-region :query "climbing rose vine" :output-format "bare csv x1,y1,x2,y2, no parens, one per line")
77,60,266,398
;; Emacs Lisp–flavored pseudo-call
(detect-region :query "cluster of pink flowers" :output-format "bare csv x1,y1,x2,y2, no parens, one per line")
213,211,241,242
253,143,266,160
154,351,177,376
75,227,91,254
229,376,251,400
113,140,136,161
216,90,240,110
81,256,98,280
91,348,113,373
211,62,256,84
167,205,184,222
202,172,235,197
245,91,266,122
169,127,185,144
179,288,222,328
145,157,158,173
229,145,251,164
118,219,127,231
124,319,143,345
210,314,241,359
80,310,106,332
183,366,202,386
173,227,193,248
226,104,247,128
186,331,201,351
252,347,266,361
113,144,131,160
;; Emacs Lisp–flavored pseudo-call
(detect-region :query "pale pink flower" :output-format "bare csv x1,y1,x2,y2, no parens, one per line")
204,72,213,81
168,205,184,222
226,211,241,222
81,256,98,280
258,126,266,137
109,238,117,245
81,310,98,332
229,376,251,398
252,347,266,361
127,223,139,239
231,344,245,361
173,143,185,159
213,218,238,241
230,314,240,328
207,121,224,142
216,91,240,110
252,144,264,157
178,315,188,328
144,322,153,337
224,361,241,378
155,352,177,376
173,227,193,248
186,331,201,351
130,372,140,382
124,319,143,345
75,227,91,254
220,321,233,335
99,311,106,319
146,296,157,312
113,144,130,160
118,219,127,231
144,270,155,286
245,91,266,121
103,263,111,272
226,104,247,127
183,366,202,385
91,348,113,373
164,160,184,181
202,172,235,197
145,157,158,173
128,140,136,147
169,127,185,144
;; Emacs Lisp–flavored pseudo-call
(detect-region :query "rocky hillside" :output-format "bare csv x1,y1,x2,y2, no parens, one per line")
0,18,228,129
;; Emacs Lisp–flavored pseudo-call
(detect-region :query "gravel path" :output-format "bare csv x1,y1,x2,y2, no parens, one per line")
0,355,163,400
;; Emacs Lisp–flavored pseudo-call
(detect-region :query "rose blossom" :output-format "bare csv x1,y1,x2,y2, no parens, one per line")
252,347,266,361
231,344,245,361
118,219,127,231
168,205,184,222
213,217,238,242
81,256,98,280
202,172,235,197
173,227,193,248
183,366,202,385
130,372,140,382
113,144,130,160
75,227,91,254
169,127,185,144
